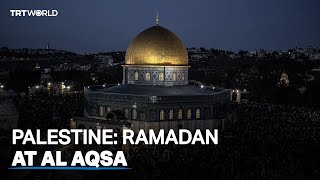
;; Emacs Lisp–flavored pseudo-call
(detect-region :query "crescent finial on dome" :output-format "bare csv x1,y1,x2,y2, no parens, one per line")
156,10,159,26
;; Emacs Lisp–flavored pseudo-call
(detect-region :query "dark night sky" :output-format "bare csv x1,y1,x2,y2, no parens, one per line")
1,0,320,53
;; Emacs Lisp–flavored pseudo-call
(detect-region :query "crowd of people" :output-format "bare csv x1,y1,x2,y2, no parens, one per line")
3,94,320,179
113,102,320,179
57,102,320,180
1,93,84,154
14,93,83,129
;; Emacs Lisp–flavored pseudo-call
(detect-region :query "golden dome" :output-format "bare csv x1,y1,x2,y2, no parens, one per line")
125,26,188,66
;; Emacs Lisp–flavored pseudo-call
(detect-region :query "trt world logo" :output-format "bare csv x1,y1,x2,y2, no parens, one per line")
10,10,58,17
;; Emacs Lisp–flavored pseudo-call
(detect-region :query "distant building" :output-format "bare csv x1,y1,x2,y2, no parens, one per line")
35,63,41,70
41,73,52,83
278,72,289,87
0,69,9,81
95,55,114,66
29,82,72,95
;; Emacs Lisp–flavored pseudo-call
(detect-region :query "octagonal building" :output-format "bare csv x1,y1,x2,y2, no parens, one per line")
74,23,232,132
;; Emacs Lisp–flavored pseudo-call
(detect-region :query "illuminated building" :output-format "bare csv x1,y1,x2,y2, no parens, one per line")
29,82,72,95
278,72,289,87
74,17,232,132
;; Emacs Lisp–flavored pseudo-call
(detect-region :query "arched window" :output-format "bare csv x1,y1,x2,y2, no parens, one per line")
99,106,104,117
124,108,129,119
134,71,139,81
159,72,164,81
132,109,137,120
159,110,165,120
169,109,174,120
178,109,183,120
145,72,151,81
205,109,210,119
92,109,97,116
140,113,145,120
196,108,201,119
172,72,176,81
127,73,131,81
106,106,111,112
187,109,192,119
